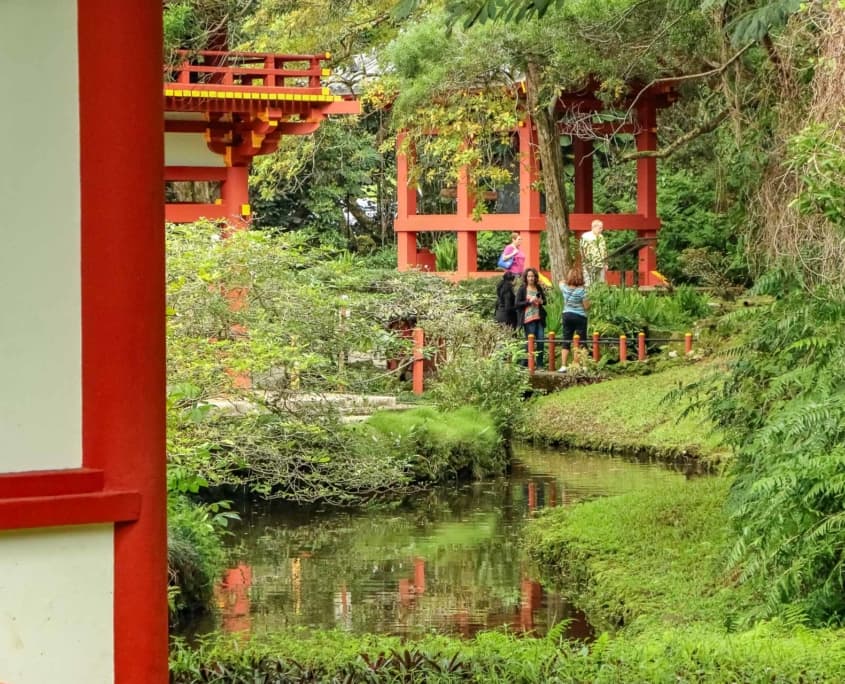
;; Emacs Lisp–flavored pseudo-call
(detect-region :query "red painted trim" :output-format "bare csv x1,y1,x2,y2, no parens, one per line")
78,1,168,682
0,491,140,531
165,166,227,182
166,203,228,223
0,468,103,499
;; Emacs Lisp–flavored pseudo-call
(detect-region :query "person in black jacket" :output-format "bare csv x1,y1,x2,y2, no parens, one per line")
515,267,547,367
494,272,517,329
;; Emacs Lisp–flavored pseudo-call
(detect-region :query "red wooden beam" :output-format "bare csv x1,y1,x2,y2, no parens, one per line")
0,468,104,499
0,491,141,532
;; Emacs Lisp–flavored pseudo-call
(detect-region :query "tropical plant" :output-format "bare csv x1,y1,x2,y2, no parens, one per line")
689,281,845,625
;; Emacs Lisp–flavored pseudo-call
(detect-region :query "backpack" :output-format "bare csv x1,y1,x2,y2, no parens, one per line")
497,246,515,270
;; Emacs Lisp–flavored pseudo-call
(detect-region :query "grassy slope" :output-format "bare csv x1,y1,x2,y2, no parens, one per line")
524,361,727,461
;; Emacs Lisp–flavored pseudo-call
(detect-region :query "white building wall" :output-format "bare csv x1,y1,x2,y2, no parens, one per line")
0,0,82,472
166,131,226,167
0,525,114,683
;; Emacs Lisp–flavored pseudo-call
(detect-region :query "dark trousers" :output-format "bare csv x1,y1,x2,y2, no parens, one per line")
523,320,545,367
562,312,588,350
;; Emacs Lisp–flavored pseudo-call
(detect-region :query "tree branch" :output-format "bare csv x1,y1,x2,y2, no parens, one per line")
626,41,755,115
620,106,731,160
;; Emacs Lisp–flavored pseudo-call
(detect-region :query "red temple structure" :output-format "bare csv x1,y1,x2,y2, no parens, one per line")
164,50,359,227
394,85,676,286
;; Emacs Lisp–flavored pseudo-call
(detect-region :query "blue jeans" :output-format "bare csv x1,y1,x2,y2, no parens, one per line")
522,320,544,368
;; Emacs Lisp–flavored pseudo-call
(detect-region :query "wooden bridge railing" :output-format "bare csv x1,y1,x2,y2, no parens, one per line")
166,49,329,92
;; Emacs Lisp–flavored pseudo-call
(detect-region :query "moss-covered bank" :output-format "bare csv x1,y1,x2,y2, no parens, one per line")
524,362,726,462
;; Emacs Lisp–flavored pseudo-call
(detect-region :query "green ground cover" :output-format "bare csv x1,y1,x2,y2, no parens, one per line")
523,361,727,462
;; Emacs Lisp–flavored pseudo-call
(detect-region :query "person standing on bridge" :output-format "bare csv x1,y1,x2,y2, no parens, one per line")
494,272,518,330
558,266,590,372
516,268,547,368
580,219,608,287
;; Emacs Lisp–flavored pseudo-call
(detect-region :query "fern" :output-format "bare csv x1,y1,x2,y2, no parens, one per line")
692,286,845,624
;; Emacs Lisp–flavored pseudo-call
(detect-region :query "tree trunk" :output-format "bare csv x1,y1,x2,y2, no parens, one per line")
525,60,570,283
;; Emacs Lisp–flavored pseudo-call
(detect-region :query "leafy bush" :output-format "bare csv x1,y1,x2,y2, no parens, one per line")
692,284,845,624
167,495,229,622
587,284,709,340
169,621,845,683
430,348,530,439
361,405,504,480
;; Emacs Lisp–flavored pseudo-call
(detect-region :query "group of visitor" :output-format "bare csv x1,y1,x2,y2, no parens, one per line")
493,220,608,372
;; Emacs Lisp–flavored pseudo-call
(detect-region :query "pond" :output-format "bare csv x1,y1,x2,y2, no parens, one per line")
184,446,695,640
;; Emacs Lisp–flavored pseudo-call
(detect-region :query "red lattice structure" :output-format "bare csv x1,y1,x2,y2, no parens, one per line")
164,50,359,227
395,84,676,286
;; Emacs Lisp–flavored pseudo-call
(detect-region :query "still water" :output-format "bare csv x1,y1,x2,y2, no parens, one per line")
189,446,693,640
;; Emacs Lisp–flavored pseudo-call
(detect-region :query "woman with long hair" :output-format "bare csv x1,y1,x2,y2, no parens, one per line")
515,267,547,367
494,271,517,329
558,266,590,372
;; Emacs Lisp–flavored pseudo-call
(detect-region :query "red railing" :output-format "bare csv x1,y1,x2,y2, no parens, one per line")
166,49,329,93
410,328,694,394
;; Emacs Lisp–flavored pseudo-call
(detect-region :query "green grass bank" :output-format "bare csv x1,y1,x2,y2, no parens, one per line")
524,361,726,462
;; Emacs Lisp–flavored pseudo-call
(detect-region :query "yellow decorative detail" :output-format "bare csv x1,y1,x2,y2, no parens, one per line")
260,93,269,100
241,204,252,216
325,52,331,59
321,68,331,76
214,199,223,205
322,87,329,95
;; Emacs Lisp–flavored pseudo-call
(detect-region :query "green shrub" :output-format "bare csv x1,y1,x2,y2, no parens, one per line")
167,495,228,622
430,348,530,439
361,405,504,480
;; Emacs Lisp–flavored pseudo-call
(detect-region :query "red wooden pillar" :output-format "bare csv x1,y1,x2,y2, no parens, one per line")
518,121,542,221
395,133,419,270
221,165,251,231
397,232,417,271
521,230,541,272
457,231,477,277
573,137,594,213
636,99,658,285
79,1,168,680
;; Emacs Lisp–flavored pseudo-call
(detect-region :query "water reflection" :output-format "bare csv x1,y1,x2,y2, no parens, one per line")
188,446,690,639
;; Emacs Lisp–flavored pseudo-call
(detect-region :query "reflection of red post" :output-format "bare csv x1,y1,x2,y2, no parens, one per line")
398,578,413,607
519,578,542,632
527,481,537,512
414,557,426,595
547,482,557,507
217,563,253,635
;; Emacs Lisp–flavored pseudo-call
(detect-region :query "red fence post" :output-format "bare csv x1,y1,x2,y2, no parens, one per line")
619,335,627,364
412,327,424,395
592,331,600,362
685,332,693,355
547,331,556,372
527,334,535,374
638,331,646,361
